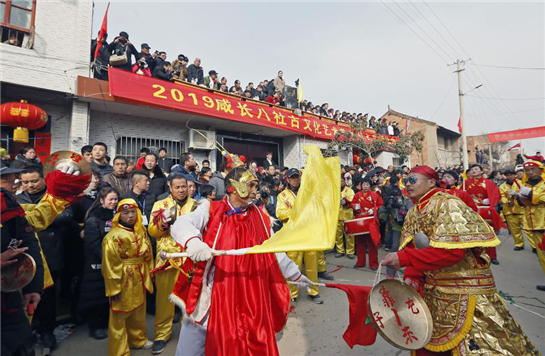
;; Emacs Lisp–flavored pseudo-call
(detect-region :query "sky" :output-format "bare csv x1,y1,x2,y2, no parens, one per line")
92,0,545,153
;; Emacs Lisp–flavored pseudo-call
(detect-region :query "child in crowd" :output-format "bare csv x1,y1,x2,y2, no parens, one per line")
102,199,154,355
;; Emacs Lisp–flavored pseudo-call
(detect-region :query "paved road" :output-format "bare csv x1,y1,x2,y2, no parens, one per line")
40,230,545,355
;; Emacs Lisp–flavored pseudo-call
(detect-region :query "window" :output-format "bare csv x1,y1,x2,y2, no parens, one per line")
116,136,184,165
1,0,36,47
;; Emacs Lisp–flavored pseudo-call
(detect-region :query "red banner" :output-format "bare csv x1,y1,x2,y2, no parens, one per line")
34,132,51,164
488,126,545,143
108,68,392,142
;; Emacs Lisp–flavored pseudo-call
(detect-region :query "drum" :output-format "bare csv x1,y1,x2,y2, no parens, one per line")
1,253,36,292
368,279,433,350
344,216,373,236
477,206,493,223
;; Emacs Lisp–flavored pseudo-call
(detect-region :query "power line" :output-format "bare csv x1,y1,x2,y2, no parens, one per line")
429,76,456,119
466,95,545,101
468,63,545,70
378,0,450,63
391,0,453,61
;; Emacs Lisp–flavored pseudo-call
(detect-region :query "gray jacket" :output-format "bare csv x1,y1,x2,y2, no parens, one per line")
209,171,226,200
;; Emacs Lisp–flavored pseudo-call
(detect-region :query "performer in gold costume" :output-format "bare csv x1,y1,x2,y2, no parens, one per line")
276,168,331,305
148,173,196,353
383,165,539,355
517,160,545,291
499,169,525,250
102,199,154,356
335,175,355,258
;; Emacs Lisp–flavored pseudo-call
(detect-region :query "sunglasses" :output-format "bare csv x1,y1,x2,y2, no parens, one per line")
407,176,419,185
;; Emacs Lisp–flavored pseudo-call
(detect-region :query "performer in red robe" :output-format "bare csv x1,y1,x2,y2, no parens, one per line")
441,170,478,212
463,164,505,264
169,165,308,356
350,177,383,270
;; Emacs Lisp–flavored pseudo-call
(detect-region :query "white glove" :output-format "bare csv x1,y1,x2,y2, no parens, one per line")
291,273,314,285
162,209,172,225
59,164,80,176
519,186,532,197
482,198,490,205
368,208,374,215
508,190,517,197
186,238,213,262
355,203,361,211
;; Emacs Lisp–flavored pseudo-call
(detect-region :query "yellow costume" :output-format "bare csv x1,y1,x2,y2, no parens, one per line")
276,188,319,298
20,193,70,289
102,199,154,356
399,190,539,355
148,195,195,342
520,168,545,275
335,186,355,255
499,179,525,248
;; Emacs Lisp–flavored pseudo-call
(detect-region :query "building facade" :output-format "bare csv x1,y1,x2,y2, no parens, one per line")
379,107,462,168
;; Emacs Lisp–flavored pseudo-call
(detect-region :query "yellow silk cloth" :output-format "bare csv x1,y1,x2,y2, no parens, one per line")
21,193,70,289
148,196,196,270
521,178,545,231
248,145,340,254
102,199,154,312
338,186,355,221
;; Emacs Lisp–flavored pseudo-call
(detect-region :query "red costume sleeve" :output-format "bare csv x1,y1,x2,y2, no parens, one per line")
458,190,478,212
398,246,465,272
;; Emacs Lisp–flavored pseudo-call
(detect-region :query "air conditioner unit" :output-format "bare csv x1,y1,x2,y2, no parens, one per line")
188,129,215,150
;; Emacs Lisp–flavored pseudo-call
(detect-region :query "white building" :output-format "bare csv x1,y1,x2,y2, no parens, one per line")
2,1,402,170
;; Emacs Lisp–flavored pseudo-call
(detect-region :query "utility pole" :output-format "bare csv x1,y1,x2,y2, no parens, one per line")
455,59,469,171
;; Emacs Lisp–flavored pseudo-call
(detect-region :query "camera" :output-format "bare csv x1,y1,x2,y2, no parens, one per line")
260,190,270,200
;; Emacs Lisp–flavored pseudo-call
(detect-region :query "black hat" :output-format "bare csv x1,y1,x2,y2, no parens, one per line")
286,168,300,178
503,169,516,175
141,43,151,49
0,164,24,175
209,70,218,76
119,31,129,39
178,54,188,61
443,170,459,182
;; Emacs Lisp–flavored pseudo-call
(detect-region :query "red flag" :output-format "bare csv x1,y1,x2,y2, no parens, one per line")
507,143,521,151
326,284,377,348
94,3,110,59
457,117,462,134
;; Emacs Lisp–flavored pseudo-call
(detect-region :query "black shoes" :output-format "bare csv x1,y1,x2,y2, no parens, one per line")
346,254,355,259
318,271,334,281
335,253,344,258
40,331,57,349
537,285,545,292
491,259,500,265
152,340,167,354
89,328,108,340
533,248,537,254
514,246,524,251
308,295,324,304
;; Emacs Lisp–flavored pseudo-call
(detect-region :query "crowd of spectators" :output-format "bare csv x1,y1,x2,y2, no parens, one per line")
2,140,542,352
90,31,401,136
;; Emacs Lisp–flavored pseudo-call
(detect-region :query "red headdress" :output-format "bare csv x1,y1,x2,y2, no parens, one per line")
409,165,439,181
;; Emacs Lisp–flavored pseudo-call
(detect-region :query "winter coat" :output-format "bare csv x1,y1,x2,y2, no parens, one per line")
158,158,174,174
107,38,139,72
120,190,156,223
171,60,188,81
153,65,173,81
203,76,220,90
14,154,42,167
187,64,204,84
102,172,131,196
139,51,156,72
18,189,77,272
90,161,113,178
273,76,285,94
79,206,115,311
132,62,152,77
148,165,168,198
91,39,110,65
209,171,226,200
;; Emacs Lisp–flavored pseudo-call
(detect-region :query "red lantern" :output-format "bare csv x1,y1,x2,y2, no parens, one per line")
0,100,48,143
